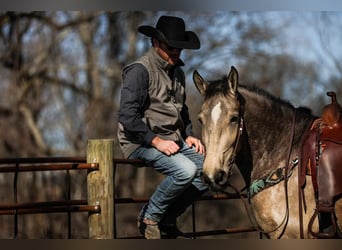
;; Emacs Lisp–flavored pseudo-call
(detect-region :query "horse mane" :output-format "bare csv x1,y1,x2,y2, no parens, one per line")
206,76,314,116
206,76,293,107
239,83,295,110
240,84,316,119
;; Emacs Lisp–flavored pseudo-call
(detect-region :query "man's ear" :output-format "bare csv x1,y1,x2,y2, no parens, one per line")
153,38,159,47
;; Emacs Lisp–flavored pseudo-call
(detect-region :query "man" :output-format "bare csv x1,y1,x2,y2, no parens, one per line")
117,15,208,239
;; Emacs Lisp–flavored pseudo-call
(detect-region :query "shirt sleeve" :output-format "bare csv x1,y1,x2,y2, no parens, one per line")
180,95,194,138
118,63,156,145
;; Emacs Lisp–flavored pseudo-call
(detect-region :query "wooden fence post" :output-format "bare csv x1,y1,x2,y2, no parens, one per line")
87,139,114,239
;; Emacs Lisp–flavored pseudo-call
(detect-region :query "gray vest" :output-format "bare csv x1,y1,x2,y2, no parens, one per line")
118,48,187,158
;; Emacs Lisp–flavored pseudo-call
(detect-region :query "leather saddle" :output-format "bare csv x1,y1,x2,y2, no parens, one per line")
300,91,342,238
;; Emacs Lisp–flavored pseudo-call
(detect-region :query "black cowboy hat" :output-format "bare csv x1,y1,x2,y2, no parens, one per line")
138,15,200,50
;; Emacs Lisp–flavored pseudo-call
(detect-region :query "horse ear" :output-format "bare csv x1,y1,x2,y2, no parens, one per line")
227,66,238,96
193,70,208,96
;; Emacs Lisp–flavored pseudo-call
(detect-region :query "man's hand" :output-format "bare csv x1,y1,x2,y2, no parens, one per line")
151,136,180,156
185,136,205,155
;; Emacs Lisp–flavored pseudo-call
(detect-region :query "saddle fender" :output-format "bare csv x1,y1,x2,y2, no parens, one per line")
300,91,342,238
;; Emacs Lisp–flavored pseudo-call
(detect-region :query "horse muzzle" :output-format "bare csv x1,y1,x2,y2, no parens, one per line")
202,168,231,192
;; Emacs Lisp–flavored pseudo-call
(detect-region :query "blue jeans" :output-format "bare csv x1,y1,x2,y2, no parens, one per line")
129,141,208,223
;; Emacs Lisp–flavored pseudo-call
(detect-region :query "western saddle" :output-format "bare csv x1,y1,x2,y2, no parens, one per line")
300,91,342,238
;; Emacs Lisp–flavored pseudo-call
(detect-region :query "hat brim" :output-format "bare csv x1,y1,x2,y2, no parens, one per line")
138,25,200,50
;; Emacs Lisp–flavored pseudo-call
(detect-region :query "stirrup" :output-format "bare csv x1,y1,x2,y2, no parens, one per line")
308,209,337,238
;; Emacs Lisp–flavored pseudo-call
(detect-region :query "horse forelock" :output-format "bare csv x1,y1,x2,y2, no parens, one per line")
204,77,231,99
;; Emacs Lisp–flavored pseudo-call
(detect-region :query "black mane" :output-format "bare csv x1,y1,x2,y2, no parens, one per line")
205,76,314,124
239,84,295,110
206,76,296,110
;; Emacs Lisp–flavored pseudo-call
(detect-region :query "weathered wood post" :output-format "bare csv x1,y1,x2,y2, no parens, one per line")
87,139,114,239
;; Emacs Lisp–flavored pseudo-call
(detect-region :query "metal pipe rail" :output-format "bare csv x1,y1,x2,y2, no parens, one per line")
0,157,87,164
0,200,100,215
0,163,99,172
0,157,99,238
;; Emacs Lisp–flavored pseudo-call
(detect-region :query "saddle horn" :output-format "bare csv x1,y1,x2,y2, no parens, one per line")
322,91,342,125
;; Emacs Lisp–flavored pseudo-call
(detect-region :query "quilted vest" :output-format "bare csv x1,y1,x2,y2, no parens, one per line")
118,48,187,158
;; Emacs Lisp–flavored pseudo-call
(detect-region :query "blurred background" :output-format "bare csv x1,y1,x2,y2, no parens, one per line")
0,11,341,238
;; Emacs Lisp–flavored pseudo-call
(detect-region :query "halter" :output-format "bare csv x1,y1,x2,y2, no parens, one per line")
226,98,245,167
226,116,244,167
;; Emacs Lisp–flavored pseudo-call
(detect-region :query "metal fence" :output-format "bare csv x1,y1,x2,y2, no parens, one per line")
0,139,259,239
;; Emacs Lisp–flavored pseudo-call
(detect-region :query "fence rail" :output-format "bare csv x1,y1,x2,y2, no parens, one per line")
0,200,100,215
0,139,258,239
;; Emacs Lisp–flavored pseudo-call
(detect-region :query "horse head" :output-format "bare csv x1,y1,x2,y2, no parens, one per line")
193,66,244,191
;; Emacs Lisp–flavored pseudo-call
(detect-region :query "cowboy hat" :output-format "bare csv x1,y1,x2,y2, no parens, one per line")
138,15,200,50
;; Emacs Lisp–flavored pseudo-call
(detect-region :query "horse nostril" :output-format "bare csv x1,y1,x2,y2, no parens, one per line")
216,170,227,185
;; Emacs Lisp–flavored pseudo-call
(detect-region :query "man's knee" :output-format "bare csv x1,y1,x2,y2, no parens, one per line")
177,163,197,183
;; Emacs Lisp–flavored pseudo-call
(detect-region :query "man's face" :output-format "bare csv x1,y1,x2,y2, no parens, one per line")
154,39,182,65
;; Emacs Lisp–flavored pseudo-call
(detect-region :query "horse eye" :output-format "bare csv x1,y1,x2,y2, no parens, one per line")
198,117,203,125
230,115,239,124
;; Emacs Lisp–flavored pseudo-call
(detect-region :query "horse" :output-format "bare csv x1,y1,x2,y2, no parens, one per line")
192,66,342,239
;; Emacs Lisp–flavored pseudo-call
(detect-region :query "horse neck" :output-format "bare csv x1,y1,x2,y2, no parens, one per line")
238,87,314,181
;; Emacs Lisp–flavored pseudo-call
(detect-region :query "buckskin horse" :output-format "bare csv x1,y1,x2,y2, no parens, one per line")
193,66,342,239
